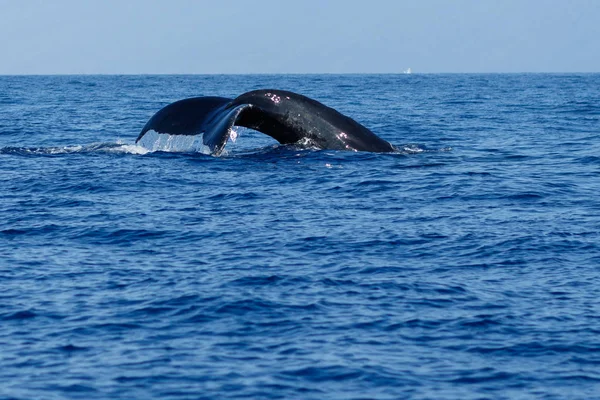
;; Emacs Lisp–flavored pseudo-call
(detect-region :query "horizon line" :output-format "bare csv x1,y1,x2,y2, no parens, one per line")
1,71,599,77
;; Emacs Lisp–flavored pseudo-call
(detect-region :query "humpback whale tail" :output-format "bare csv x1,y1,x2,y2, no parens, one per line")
136,89,396,155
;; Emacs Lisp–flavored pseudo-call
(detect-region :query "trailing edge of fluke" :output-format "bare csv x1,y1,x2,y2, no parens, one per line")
136,89,396,155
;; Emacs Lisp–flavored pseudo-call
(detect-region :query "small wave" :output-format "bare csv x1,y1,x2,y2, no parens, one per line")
55,344,89,353
2,309,38,320
0,145,85,156
0,142,152,156
391,143,452,155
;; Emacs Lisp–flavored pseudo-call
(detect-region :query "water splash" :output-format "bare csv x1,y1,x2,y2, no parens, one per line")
292,137,322,151
136,130,212,154
110,142,150,155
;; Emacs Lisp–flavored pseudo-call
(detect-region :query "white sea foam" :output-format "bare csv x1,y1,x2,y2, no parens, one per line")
49,145,84,154
10,145,86,155
396,144,453,154
401,144,425,153
108,143,151,155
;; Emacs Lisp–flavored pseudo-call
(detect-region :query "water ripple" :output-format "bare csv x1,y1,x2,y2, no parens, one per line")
1,74,600,399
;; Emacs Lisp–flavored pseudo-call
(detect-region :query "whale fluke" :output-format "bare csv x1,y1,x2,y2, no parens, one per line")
136,89,395,155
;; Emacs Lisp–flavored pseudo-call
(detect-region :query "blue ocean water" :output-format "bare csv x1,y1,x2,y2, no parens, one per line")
1,74,600,399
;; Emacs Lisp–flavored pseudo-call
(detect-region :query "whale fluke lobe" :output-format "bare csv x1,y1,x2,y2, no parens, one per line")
136,89,395,155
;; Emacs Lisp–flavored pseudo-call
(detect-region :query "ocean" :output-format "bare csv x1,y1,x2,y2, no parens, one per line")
1,74,599,399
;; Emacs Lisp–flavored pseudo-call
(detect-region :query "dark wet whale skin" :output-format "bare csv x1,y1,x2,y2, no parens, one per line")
136,89,396,155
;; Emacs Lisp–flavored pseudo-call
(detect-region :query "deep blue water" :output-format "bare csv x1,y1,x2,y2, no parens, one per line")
1,74,600,399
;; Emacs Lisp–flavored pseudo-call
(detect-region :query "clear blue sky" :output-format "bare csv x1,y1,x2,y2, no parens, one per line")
0,0,598,74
